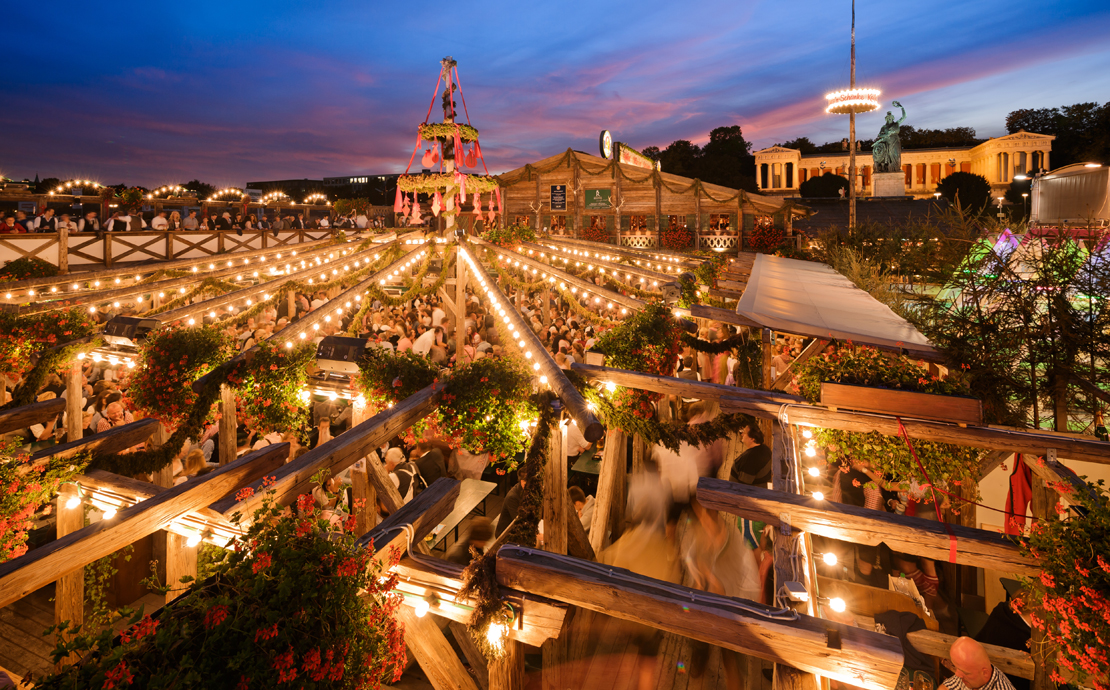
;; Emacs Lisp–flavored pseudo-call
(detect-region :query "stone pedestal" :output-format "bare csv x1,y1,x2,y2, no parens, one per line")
872,171,907,198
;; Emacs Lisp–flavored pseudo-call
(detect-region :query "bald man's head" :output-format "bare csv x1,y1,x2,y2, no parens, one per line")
950,636,993,689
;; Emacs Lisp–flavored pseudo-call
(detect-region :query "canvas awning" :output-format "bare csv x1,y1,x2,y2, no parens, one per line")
736,254,941,361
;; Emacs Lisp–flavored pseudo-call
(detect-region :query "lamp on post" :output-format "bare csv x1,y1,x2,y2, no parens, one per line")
824,0,880,233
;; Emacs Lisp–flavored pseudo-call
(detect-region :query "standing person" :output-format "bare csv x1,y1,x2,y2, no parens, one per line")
56,213,78,233
181,210,199,230
318,215,330,229
167,211,182,230
14,211,33,232
0,215,23,233
256,215,270,231
106,211,137,232
729,423,772,486
495,469,526,537
33,208,56,232
78,211,99,232
217,211,233,231
150,210,169,230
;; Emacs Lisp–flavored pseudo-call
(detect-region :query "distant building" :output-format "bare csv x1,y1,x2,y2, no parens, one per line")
322,174,404,205
244,178,323,202
754,130,1054,198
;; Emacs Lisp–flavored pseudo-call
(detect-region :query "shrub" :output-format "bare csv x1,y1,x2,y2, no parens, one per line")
799,172,849,198
0,257,61,282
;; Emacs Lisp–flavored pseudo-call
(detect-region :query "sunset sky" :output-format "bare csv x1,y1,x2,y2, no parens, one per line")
2,0,1107,187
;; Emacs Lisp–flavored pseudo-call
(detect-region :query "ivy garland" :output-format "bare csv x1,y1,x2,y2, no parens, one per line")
795,346,982,491
359,247,453,313
419,122,479,142
397,173,499,196
0,442,90,563
588,303,684,421
1,337,103,411
140,277,241,317
226,341,315,438
680,330,746,354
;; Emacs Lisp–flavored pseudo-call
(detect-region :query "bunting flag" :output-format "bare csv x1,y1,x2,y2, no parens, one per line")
473,193,482,217
394,188,403,213
432,191,442,217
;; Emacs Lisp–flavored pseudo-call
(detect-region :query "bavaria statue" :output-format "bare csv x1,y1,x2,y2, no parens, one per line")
872,100,907,173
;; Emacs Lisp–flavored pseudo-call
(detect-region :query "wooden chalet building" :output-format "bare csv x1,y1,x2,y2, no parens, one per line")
494,149,809,253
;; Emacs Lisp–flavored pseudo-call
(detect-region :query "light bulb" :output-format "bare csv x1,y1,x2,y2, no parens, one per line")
829,597,846,613
414,599,430,618
812,492,825,501
805,446,817,458
65,495,81,510
802,429,813,439
822,553,838,566
102,506,117,519
186,534,202,548
808,467,820,477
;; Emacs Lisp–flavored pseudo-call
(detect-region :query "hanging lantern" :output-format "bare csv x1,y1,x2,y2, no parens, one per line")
421,149,435,168
465,146,477,168
394,188,403,213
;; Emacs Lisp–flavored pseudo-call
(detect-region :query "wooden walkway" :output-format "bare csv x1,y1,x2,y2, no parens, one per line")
0,584,163,686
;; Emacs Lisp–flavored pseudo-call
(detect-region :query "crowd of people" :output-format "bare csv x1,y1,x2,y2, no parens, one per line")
0,206,392,234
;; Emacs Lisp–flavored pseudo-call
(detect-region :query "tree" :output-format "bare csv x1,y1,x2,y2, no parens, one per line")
34,178,60,195
657,140,701,178
899,126,983,149
935,171,992,213
642,146,661,161
1006,102,1110,169
181,179,216,200
777,137,817,154
700,126,756,191
799,172,849,198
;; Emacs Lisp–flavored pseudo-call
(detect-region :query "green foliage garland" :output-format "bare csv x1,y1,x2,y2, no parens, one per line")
1,336,102,411
419,122,479,142
31,485,406,690
0,257,60,282
360,247,453,312
357,348,438,409
1017,479,1110,687
0,442,89,562
795,346,982,491
227,342,314,438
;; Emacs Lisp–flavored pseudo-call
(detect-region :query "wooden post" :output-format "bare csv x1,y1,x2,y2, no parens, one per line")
1029,473,1056,690
287,289,297,320
542,289,551,328
351,459,377,536
489,638,524,690
66,363,83,443
456,257,467,360
544,420,567,555
449,622,490,690
58,227,69,274
104,232,113,268
770,420,820,690
630,435,646,476
54,483,84,652
163,531,198,603
590,428,625,553
760,328,774,442
219,384,237,465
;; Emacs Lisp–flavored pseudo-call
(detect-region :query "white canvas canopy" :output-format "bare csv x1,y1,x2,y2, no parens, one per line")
736,254,940,360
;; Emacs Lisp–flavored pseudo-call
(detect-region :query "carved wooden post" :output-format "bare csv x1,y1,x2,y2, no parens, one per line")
219,384,237,465
54,483,84,656
66,363,83,443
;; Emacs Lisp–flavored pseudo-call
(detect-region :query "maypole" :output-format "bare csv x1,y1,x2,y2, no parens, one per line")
395,57,501,237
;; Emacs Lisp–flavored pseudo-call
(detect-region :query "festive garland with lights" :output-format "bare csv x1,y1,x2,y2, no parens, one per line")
419,122,479,142
226,341,315,438
397,173,499,196
360,248,453,312
0,442,90,563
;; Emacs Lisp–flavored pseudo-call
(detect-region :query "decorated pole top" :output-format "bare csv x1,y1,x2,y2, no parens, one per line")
395,59,501,234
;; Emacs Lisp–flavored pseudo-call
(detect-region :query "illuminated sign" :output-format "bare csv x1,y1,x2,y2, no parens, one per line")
550,185,567,211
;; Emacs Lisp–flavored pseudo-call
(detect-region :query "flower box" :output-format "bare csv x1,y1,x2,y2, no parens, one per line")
819,382,982,426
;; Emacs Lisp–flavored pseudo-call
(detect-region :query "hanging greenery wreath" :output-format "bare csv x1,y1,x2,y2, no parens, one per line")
0,308,98,383
126,326,236,430
438,356,538,463
227,341,315,438
0,441,89,563
419,122,479,142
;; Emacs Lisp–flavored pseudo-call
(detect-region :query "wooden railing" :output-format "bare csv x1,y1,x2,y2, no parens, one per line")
0,229,339,272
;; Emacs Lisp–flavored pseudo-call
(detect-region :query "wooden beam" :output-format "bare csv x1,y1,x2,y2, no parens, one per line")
571,362,803,406
566,494,595,561
350,459,377,536
448,622,489,690
65,364,83,443
398,607,481,690
770,338,829,391
495,545,904,690
32,417,159,462
978,450,1012,479
218,384,237,465
392,558,570,647
696,477,1038,576
719,395,1110,467
54,483,84,655
0,398,64,435
523,240,671,285
1022,451,1100,503
211,384,441,517
0,443,289,609
677,303,762,329
462,243,604,442
357,478,460,565
163,532,198,603
590,428,625,553
488,639,525,690
894,627,1034,680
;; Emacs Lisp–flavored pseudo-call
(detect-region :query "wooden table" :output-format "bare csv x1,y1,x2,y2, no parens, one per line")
430,479,496,551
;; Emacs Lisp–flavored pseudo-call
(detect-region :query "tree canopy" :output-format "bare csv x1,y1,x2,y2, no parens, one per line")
642,126,756,191
935,171,992,213
1006,102,1110,170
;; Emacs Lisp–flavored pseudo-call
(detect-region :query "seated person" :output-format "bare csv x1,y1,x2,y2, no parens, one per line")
729,423,772,486
445,517,493,566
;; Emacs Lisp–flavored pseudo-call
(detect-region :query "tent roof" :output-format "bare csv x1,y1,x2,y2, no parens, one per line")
736,254,941,361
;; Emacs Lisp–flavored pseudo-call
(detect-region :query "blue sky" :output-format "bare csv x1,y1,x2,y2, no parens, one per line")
2,0,1108,187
